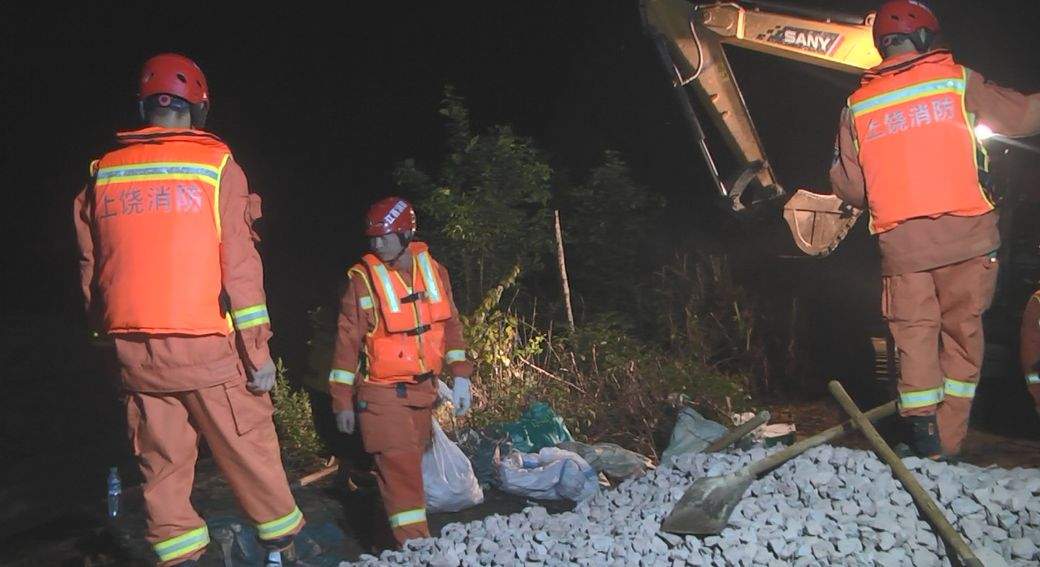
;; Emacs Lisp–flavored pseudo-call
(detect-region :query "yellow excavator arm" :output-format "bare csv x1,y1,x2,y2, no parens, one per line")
641,0,883,256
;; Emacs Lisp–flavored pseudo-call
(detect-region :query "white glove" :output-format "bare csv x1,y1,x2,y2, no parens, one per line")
335,410,356,434
451,377,472,416
247,360,277,394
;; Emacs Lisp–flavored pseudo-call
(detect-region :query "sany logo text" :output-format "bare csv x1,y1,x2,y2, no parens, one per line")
766,27,842,56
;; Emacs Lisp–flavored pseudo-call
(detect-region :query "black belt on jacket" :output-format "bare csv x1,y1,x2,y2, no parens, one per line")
395,373,434,398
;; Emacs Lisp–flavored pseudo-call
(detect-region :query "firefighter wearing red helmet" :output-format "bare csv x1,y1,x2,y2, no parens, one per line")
73,53,303,566
872,0,941,57
329,197,474,547
138,53,211,128
829,1,1040,459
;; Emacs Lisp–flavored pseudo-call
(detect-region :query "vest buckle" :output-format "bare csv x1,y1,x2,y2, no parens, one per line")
405,324,431,336
401,291,427,304
414,372,434,383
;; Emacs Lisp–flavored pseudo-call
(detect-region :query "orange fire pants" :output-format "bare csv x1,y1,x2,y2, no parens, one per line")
126,379,304,566
882,253,999,455
357,380,437,546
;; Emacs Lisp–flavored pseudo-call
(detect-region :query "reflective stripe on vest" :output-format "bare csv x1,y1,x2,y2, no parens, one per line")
352,242,453,382
359,242,452,334
93,128,233,335
848,52,992,234
849,78,965,118
416,250,443,303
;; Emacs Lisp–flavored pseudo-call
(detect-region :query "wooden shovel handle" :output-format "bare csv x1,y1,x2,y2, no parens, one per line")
705,410,771,453
746,399,897,477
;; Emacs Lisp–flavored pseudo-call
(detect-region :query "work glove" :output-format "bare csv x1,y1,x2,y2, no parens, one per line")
436,379,454,406
451,377,472,416
335,410,356,434
247,360,277,394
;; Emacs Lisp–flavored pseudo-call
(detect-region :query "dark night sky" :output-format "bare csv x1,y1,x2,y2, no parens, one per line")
3,3,1040,539
2,1,1038,362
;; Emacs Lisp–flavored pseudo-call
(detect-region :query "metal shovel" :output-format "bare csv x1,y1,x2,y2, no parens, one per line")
661,399,897,535
829,381,1008,567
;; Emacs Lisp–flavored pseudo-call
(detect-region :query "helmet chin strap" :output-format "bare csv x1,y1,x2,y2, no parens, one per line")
387,231,413,266
908,28,936,54
880,30,936,58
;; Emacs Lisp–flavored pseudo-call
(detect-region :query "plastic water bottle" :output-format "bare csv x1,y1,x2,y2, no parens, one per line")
107,467,122,518
264,550,283,566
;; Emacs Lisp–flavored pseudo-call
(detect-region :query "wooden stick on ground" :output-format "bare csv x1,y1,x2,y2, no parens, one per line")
296,457,340,487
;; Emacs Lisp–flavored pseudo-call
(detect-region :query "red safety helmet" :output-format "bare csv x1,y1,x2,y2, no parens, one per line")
138,53,209,104
873,1,940,51
365,197,417,237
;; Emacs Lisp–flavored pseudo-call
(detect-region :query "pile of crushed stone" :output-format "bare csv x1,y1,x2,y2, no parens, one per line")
344,445,1040,566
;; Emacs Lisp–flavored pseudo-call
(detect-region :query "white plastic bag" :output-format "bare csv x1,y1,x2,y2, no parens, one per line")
496,447,599,502
422,418,484,513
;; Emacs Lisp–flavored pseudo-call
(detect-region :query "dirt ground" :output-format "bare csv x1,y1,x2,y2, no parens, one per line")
4,456,574,566
767,398,1040,469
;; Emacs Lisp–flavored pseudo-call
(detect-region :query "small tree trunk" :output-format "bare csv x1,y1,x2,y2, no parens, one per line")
554,210,575,330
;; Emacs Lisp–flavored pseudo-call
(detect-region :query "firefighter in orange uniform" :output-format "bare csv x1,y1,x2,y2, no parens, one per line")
829,1,1040,458
73,54,303,566
329,197,473,547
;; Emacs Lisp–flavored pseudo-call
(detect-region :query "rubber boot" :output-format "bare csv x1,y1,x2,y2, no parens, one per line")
261,536,296,566
906,414,942,459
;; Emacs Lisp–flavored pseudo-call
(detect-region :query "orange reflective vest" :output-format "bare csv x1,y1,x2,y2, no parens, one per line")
91,127,232,335
848,51,993,234
349,242,453,384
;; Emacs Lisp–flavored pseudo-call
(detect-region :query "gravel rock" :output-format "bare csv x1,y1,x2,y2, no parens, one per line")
338,445,1040,567
1011,537,1039,559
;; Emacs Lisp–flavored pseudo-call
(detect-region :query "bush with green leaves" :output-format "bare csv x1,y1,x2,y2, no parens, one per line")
394,87,553,312
271,359,327,468
558,150,665,320
453,267,752,459
307,87,770,460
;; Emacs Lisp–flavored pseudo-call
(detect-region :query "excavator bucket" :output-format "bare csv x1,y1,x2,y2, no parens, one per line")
782,190,862,257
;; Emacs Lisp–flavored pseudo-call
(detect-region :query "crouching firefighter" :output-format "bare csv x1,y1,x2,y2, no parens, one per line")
329,197,474,547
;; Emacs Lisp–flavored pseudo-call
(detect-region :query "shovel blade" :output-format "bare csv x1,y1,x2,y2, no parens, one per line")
661,473,754,535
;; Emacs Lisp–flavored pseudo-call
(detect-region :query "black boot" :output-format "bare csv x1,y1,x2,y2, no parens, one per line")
905,414,941,459
260,535,296,566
